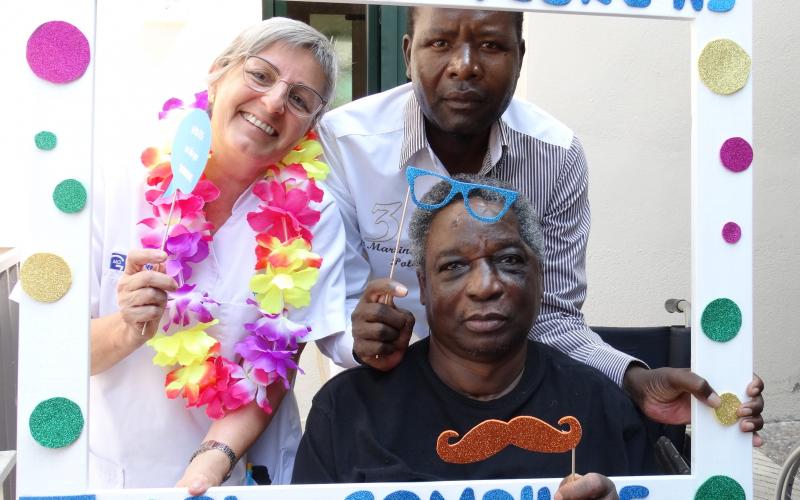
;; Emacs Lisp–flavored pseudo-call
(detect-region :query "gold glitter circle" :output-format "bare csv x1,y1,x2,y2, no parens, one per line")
714,392,741,426
698,39,751,95
20,253,72,303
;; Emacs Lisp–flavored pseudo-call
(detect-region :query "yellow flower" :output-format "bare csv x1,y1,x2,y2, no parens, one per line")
257,236,322,270
281,139,329,181
146,320,219,366
250,262,320,314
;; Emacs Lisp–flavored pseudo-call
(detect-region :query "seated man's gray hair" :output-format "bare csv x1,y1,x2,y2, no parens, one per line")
408,174,544,268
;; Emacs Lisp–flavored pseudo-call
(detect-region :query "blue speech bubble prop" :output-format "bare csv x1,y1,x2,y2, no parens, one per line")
163,108,212,198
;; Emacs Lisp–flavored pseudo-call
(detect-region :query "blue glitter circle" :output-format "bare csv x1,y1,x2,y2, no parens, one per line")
538,488,552,500
620,485,650,500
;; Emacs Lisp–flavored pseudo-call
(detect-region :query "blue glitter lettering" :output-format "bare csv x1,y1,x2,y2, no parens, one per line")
673,0,704,10
385,492,421,500
431,492,446,500
538,487,552,500
483,490,514,500
543,0,572,5
708,0,734,12
460,488,476,500
521,486,534,500
624,0,651,6
345,492,376,500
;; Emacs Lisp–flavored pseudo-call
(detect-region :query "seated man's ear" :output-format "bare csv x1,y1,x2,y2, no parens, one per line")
417,269,427,306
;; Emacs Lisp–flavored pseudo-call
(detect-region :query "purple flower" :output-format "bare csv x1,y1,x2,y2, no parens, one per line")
242,308,310,350
193,90,209,111
158,97,184,120
163,284,219,332
235,335,301,389
164,232,209,282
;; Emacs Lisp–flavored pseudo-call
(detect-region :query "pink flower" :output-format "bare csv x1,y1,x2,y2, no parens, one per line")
268,164,324,203
195,357,253,419
247,180,320,243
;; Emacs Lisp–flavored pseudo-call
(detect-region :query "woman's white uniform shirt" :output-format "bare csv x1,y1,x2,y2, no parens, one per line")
89,163,346,488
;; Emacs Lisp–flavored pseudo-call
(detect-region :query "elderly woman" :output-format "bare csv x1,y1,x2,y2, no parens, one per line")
89,18,344,493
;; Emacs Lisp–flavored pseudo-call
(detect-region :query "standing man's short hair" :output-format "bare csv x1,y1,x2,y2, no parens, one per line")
406,6,524,41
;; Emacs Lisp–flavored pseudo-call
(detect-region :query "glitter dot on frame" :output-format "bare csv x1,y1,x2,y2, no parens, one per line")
34,131,57,151
695,475,745,500
701,298,742,342
29,397,84,448
20,253,72,303
698,39,751,95
26,21,91,84
722,222,742,244
720,137,753,173
52,179,87,213
714,392,741,426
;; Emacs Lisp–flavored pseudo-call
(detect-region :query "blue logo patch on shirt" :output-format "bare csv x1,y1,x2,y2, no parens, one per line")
110,253,126,271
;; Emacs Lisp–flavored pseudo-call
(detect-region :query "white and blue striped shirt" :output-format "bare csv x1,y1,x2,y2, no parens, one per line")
318,83,636,386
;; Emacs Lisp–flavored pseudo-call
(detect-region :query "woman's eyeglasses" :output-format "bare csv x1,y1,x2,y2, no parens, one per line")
406,167,518,223
242,55,327,118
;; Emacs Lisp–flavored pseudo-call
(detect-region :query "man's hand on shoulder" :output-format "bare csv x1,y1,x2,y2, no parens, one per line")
352,278,415,371
555,473,618,500
623,366,764,446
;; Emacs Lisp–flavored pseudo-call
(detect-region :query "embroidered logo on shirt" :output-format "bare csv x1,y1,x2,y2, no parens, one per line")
365,201,403,243
110,253,126,271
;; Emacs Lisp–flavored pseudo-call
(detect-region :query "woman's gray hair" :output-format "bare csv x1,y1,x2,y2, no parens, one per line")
408,174,544,268
208,17,338,115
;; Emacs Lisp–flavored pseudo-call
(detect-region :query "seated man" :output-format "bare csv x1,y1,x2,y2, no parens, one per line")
293,175,651,495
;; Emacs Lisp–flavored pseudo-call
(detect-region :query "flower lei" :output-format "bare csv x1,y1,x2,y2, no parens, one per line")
137,91,328,419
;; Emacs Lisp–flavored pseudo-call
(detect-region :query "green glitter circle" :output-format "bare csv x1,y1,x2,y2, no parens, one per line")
29,397,84,448
52,178,87,213
695,475,745,500
34,131,57,151
701,298,742,342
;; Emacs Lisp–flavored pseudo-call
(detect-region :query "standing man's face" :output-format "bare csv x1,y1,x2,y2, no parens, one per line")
403,8,525,136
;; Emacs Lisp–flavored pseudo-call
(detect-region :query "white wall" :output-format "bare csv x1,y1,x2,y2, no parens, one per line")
517,2,799,423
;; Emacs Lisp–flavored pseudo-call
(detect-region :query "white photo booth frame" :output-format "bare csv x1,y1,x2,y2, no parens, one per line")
8,0,752,498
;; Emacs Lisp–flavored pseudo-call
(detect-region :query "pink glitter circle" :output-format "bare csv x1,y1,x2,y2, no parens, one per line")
722,222,742,244
720,137,753,173
26,21,90,84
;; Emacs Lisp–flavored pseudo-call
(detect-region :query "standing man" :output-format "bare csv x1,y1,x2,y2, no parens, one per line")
316,7,763,436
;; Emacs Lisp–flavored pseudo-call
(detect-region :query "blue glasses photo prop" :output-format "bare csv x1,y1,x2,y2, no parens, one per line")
405,167,519,223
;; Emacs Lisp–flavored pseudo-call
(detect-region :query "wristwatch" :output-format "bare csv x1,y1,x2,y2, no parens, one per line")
190,440,238,483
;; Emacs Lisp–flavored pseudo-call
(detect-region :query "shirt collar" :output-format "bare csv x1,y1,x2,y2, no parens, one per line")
398,89,510,174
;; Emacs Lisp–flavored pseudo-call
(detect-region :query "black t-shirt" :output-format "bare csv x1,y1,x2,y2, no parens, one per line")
292,339,650,484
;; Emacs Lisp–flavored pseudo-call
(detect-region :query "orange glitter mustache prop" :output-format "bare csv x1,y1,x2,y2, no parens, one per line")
436,415,582,464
